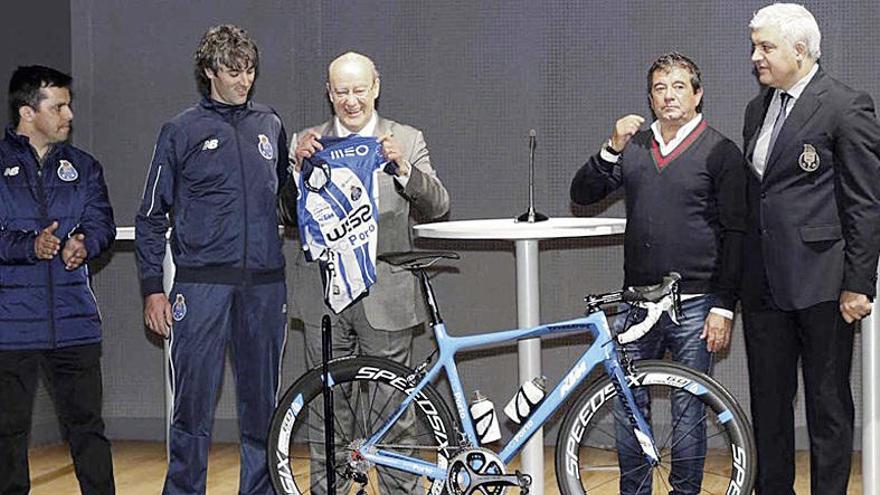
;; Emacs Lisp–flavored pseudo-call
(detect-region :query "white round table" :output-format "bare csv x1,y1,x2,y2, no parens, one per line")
414,217,626,494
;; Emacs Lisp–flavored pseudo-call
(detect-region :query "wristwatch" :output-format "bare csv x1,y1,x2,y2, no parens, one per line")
603,140,622,156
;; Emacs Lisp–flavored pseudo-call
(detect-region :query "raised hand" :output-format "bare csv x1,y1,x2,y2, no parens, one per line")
609,114,646,153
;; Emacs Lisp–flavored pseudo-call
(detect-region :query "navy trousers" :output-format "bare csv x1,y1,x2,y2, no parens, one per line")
163,281,286,495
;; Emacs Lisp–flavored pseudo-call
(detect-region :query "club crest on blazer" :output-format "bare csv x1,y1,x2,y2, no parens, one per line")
799,144,819,172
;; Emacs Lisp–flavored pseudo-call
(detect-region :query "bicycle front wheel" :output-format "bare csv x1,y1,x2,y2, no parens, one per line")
555,360,755,495
268,355,459,495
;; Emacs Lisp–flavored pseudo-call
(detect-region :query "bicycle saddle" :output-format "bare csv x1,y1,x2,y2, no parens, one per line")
622,272,681,303
378,251,460,269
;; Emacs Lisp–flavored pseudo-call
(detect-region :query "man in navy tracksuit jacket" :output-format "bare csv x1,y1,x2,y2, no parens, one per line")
135,25,291,494
0,66,115,494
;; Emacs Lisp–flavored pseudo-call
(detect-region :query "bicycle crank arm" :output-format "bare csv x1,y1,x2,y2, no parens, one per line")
469,471,532,494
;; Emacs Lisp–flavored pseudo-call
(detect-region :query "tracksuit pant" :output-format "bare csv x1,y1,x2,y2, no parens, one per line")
163,280,286,495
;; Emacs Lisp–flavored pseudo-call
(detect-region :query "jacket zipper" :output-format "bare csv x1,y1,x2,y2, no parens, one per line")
30,148,57,347
230,113,249,272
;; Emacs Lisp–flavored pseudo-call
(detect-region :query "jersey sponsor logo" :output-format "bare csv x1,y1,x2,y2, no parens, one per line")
172,294,187,321
3,165,20,177
350,185,362,201
326,203,373,243
258,134,274,160
202,138,219,150
57,160,78,182
329,144,370,160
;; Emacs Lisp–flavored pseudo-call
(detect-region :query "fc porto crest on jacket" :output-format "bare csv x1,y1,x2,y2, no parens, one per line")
57,159,78,181
258,134,274,160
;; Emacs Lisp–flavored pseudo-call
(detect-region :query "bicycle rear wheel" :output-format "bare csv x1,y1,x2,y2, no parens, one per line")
555,360,755,494
268,355,459,495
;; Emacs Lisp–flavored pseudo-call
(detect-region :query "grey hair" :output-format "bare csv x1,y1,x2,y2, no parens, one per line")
750,3,821,60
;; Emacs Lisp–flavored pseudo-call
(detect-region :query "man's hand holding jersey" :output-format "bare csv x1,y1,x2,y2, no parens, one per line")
378,133,410,177
292,130,324,172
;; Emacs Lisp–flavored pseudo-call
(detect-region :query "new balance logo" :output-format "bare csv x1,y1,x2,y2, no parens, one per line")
202,138,219,150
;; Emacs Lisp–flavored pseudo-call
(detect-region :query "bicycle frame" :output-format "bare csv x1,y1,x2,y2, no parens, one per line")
357,270,660,481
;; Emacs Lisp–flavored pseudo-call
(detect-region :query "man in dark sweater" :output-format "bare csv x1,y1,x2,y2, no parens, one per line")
570,52,746,494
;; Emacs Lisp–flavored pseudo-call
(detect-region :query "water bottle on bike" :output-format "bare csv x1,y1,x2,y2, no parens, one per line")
470,389,502,444
503,376,546,424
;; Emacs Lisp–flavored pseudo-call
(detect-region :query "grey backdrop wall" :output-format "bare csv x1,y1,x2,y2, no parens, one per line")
20,0,873,447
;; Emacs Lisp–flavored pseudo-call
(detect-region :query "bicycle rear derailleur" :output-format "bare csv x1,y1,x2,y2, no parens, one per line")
446,448,532,495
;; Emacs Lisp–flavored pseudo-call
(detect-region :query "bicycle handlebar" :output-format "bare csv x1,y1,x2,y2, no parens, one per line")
616,294,678,344
584,272,682,345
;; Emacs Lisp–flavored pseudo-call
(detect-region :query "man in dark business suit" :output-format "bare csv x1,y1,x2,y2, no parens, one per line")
742,4,880,494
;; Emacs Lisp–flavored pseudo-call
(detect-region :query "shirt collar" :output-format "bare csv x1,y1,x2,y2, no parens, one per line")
334,112,379,137
650,113,703,151
777,63,819,102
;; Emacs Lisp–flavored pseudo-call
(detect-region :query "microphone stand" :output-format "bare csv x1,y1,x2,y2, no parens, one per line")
517,129,548,223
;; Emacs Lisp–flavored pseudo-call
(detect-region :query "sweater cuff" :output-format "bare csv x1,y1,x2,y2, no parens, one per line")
599,146,620,163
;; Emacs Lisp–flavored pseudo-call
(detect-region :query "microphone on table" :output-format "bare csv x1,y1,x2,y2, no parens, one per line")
517,129,549,223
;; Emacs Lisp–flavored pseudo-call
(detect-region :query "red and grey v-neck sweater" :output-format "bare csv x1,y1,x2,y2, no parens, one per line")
570,123,747,310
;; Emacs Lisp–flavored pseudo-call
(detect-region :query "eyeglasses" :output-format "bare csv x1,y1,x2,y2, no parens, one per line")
329,83,374,101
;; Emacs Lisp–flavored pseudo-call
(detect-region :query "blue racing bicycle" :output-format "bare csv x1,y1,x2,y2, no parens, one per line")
268,252,755,494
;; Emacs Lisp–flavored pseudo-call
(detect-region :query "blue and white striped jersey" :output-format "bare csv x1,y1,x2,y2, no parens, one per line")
296,135,396,313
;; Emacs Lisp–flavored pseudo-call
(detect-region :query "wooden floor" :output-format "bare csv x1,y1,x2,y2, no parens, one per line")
29,441,863,494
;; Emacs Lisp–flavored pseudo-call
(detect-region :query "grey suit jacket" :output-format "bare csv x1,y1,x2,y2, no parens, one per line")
286,116,450,330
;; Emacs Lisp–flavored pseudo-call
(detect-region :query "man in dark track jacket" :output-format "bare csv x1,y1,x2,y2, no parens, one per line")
0,65,116,494
742,4,880,494
570,53,746,494
135,25,290,495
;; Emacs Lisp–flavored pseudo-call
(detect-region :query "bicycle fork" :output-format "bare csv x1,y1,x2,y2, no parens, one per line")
603,355,662,466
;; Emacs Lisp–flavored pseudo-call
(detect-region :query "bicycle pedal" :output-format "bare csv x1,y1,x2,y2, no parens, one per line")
516,470,532,493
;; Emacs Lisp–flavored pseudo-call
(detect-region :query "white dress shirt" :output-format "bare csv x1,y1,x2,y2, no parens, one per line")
751,63,819,178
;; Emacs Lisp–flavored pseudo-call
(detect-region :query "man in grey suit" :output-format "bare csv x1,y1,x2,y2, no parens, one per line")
290,50,449,368
286,51,449,493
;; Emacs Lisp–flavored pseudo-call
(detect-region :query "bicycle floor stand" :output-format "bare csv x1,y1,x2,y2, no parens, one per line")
321,315,335,495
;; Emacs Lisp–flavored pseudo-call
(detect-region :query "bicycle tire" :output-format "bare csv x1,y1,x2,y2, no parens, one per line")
555,360,755,494
268,355,459,495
